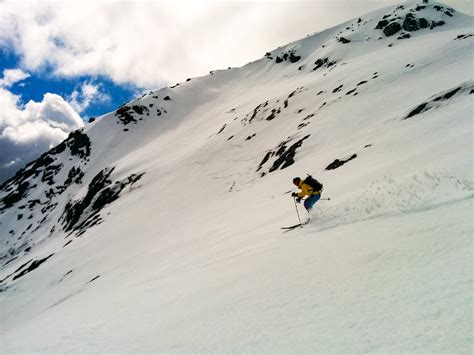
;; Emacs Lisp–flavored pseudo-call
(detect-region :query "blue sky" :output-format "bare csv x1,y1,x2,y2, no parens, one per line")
0,47,139,122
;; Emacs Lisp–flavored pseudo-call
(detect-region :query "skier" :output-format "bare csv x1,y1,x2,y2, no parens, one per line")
291,176,322,212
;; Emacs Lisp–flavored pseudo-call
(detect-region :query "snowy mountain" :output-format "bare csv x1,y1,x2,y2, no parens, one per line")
1,1,473,352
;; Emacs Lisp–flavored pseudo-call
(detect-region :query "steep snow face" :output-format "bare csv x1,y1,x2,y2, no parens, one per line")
1,1,473,352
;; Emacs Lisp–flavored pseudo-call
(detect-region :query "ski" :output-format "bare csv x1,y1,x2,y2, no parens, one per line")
281,223,303,230
281,217,313,230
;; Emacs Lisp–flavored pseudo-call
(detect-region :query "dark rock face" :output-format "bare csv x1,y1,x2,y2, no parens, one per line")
269,135,310,172
338,37,351,44
87,275,101,284
313,58,327,70
406,103,429,118
131,105,149,115
397,33,411,40
257,135,310,174
274,50,301,64
326,154,357,170
12,254,54,281
419,18,429,28
42,164,63,185
217,124,226,135
0,130,91,213
242,101,271,125
313,58,337,71
61,168,114,232
1,182,29,211
266,108,279,121
383,22,402,36
441,87,462,100
289,52,301,63
257,152,273,171
64,166,85,187
455,34,474,40
377,8,444,37
404,83,473,119
430,21,445,29
375,20,389,29
403,14,419,31
60,167,145,235
115,105,137,125
115,102,162,127
67,130,91,159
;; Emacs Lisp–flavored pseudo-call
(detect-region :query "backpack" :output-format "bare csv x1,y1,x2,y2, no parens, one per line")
303,175,323,191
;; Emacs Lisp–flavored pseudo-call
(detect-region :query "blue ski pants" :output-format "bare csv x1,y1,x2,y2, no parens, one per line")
304,194,320,211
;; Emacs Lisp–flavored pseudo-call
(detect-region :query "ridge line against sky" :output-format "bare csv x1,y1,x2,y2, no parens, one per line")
0,0,472,184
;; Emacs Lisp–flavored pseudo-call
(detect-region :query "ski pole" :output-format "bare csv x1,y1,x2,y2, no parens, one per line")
293,196,302,225
320,198,331,201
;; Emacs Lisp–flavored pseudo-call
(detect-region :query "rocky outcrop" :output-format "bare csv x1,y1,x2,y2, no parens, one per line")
404,82,474,119
60,167,145,236
0,129,91,213
338,37,351,44
326,154,357,170
313,58,338,71
383,22,402,36
274,50,301,64
376,5,451,39
257,135,310,175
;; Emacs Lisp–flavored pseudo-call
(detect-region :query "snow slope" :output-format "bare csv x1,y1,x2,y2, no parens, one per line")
1,1,473,352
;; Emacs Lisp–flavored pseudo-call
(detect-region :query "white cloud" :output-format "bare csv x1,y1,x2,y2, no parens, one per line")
0,1,402,89
0,68,30,87
1,0,472,90
68,81,110,113
0,87,83,183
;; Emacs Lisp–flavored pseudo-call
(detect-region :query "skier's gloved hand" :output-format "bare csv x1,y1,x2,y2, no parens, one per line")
296,197,302,203
291,192,298,197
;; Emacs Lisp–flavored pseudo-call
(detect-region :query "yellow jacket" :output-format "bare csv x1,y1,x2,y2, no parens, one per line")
296,181,321,198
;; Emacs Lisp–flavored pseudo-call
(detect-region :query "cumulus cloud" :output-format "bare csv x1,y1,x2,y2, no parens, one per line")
1,0,472,89
0,85,83,183
0,0,410,89
68,81,110,113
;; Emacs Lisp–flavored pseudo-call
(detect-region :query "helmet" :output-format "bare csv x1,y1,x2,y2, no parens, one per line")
292,177,301,186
